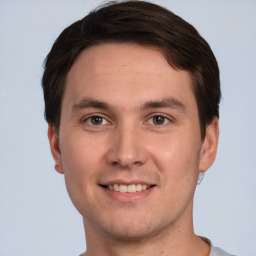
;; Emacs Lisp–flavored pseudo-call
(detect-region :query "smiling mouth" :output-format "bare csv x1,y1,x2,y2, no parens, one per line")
101,184,155,193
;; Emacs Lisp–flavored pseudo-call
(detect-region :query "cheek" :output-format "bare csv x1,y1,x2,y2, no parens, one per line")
59,134,103,192
60,130,103,172
148,132,201,183
59,135,104,214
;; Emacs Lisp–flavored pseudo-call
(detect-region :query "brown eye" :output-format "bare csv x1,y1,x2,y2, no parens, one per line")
91,116,103,125
85,116,107,125
149,115,169,125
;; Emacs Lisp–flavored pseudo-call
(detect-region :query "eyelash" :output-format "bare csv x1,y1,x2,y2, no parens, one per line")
82,113,172,126
147,114,172,126
82,114,110,126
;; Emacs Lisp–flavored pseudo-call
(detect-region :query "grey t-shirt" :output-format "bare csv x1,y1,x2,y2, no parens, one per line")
79,240,235,256
202,237,235,256
79,245,235,256
210,245,235,256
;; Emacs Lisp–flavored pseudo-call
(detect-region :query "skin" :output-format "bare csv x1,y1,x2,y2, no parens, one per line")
48,43,219,256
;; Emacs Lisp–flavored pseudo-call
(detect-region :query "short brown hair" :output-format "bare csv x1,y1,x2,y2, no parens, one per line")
42,0,220,138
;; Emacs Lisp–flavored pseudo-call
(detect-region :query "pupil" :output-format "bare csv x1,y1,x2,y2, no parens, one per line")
92,116,102,125
154,116,164,125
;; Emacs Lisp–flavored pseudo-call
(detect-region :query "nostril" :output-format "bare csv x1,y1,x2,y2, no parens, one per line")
112,161,119,166
111,160,143,168
134,161,143,165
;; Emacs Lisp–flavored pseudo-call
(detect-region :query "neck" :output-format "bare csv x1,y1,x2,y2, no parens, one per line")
82,203,210,256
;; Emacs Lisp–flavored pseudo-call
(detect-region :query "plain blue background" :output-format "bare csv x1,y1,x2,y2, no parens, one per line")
0,0,255,255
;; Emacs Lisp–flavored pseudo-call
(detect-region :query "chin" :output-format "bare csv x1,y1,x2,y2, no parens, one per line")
95,215,170,242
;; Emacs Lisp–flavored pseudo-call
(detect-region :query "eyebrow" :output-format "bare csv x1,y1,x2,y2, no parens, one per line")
140,97,186,112
73,98,110,111
72,97,185,112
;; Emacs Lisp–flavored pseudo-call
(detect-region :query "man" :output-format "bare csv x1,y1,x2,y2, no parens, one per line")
42,1,234,255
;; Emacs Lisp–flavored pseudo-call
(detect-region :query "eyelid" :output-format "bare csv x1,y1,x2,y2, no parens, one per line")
82,113,111,125
146,113,173,125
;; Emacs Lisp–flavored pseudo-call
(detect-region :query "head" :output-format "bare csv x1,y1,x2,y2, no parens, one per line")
42,0,220,139
42,0,220,243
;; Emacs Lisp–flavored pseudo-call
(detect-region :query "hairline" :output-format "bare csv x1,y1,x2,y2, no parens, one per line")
54,42,205,134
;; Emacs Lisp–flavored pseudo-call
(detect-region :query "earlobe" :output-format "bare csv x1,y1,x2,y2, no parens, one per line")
199,117,219,173
48,125,64,174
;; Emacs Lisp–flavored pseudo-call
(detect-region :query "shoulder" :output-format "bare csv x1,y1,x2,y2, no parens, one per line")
210,244,236,256
201,237,236,256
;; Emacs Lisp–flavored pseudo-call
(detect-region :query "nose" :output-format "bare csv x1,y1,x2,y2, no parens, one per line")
106,125,148,168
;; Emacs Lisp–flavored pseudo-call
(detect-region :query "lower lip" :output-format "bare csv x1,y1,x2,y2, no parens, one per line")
101,186,155,202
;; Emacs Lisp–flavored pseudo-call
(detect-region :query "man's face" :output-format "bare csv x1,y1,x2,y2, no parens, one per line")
49,43,218,240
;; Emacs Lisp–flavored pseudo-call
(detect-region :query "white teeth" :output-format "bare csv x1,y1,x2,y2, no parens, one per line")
127,184,136,192
107,184,152,193
119,185,128,193
136,184,142,191
142,185,147,190
113,184,119,191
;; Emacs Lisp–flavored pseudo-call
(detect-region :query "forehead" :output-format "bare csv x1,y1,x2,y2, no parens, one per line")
71,43,169,75
64,43,195,110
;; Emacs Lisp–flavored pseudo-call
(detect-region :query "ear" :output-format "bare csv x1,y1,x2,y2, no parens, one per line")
48,125,64,174
199,117,219,173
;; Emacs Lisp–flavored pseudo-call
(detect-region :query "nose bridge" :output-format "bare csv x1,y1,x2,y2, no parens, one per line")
106,122,147,167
